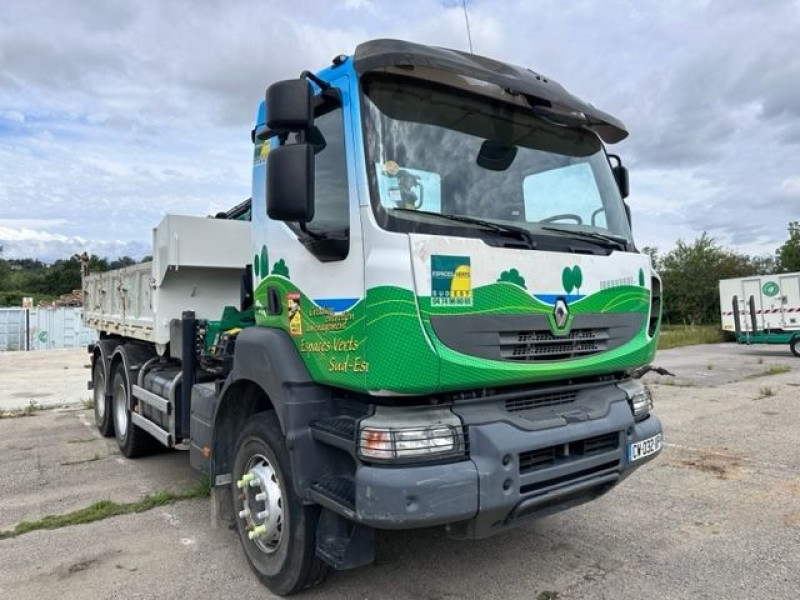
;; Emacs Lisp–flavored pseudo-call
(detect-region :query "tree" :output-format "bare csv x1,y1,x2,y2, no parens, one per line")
776,221,800,273
656,233,768,325
498,268,526,288
109,256,136,270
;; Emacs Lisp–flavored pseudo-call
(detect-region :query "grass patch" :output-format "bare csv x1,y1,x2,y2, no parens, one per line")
0,478,210,540
83,397,95,410
537,592,560,600
748,364,791,378
657,325,726,350
758,386,775,398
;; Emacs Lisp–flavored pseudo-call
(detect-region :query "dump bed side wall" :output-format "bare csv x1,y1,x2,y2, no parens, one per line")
82,214,252,345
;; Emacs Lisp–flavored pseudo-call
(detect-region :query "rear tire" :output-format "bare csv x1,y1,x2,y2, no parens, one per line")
111,363,162,458
232,412,328,595
791,337,800,357
92,361,114,437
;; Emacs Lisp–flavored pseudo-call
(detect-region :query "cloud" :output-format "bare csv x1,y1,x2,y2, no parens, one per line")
0,0,798,261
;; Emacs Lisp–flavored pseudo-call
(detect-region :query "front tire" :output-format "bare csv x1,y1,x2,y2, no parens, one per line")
232,412,328,595
791,337,800,357
92,360,114,437
111,364,161,458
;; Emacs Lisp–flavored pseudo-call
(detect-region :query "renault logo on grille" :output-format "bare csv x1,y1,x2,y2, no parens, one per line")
554,298,570,329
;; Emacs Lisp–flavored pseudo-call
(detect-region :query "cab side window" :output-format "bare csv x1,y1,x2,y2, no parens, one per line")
306,108,350,236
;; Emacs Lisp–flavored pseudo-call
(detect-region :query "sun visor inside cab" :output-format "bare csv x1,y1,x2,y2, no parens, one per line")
353,38,628,144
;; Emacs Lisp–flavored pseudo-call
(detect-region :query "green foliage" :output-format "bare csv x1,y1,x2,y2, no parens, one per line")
271,258,290,278
498,268,526,288
657,324,727,349
776,221,800,273
654,233,772,325
0,253,139,307
259,245,268,278
561,265,582,294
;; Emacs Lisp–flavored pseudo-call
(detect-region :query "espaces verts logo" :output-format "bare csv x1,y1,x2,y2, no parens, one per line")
431,255,472,306
762,281,779,297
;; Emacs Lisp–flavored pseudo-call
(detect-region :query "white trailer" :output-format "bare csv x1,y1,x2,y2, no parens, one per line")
719,272,800,356
83,214,251,351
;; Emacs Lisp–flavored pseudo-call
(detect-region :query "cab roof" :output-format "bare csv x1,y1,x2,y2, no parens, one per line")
353,38,628,144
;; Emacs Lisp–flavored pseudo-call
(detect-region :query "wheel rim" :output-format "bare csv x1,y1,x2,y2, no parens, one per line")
113,378,128,438
94,370,106,421
236,453,284,554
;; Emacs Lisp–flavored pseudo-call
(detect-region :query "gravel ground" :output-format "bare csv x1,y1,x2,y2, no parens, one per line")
0,343,798,599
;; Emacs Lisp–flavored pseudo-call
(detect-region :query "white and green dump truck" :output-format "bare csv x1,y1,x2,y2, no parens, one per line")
83,39,663,594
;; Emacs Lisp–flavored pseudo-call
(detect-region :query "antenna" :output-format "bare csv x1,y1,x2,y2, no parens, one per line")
462,0,474,53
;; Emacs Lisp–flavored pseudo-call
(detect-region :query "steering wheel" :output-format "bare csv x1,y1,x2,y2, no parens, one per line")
539,213,583,224
591,207,606,227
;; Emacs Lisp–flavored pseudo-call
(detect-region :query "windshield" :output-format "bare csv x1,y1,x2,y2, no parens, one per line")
362,74,632,249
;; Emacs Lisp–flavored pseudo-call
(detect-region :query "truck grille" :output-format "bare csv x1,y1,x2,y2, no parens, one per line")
501,328,609,361
518,432,620,474
429,313,644,363
505,390,578,412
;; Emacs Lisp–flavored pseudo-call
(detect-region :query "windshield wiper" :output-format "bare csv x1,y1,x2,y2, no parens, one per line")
540,225,628,250
392,209,536,249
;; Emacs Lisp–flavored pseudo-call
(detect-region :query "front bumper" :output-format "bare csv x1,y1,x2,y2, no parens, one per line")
352,392,662,538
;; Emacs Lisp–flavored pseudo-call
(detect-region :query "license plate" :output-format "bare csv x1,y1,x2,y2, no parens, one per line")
629,434,662,461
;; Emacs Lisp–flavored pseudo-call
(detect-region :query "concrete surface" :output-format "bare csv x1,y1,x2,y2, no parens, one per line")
0,343,799,599
0,348,90,411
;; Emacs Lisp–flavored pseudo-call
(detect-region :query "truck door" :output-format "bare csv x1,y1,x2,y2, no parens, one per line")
780,274,800,329
742,279,762,332
251,72,367,389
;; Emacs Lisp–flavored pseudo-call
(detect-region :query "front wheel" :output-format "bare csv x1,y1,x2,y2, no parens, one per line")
791,337,800,357
232,412,328,595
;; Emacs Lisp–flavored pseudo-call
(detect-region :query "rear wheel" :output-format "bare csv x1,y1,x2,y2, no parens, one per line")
111,364,161,458
232,412,328,595
791,337,800,357
92,361,114,437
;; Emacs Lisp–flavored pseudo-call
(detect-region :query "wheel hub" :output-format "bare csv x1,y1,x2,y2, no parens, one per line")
236,454,283,553
113,380,128,437
94,374,106,420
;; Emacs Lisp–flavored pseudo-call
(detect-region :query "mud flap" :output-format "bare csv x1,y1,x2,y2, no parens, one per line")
315,508,374,570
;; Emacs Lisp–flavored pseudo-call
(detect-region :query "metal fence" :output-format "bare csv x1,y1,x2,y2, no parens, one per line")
0,307,97,351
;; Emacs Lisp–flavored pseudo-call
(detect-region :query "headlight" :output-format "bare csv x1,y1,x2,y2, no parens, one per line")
358,406,466,464
618,379,653,421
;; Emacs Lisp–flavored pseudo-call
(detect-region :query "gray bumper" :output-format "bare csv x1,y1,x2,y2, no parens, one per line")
352,397,662,538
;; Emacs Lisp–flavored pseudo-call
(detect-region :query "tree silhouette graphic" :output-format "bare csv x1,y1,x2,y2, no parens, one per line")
260,245,269,278
562,265,583,294
572,266,583,294
254,253,260,279
272,259,290,278
498,268,526,289
638,268,645,287
562,267,574,294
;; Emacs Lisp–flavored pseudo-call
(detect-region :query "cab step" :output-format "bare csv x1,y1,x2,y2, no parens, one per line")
308,476,356,520
310,416,357,455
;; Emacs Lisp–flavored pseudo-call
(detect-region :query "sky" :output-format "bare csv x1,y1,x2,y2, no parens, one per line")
0,0,798,262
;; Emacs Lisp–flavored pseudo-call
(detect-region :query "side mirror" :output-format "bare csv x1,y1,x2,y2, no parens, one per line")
266,79,313,131
608,154,629,199
613,165,630,199
267,143,315,221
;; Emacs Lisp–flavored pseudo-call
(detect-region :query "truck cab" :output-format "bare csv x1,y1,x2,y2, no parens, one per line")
85,39,663,595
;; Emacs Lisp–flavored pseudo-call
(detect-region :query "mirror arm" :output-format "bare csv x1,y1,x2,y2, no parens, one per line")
300,70,331,91
299,220,324,240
